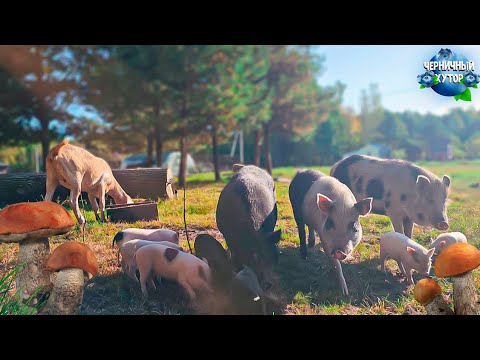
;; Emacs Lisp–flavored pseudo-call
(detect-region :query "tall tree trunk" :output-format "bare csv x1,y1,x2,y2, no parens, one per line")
146,131,154,167
254,128,262,167
154,122,163,168
211,124,221,182
40,122,50,172
263,124,273,175
178,129,188,188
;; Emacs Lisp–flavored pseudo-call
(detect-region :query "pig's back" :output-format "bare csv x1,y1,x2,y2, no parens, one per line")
446,232,467,243
126,228,158,237
136,244,180,280
380,231,427,255
331,155,439,214
380,231,410,250
144,229,178,242
289,169,326,222
332,155,439,189
432,232,467,248
216,167,277,248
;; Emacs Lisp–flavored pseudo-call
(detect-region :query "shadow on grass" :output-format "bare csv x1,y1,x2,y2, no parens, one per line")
80,244,417,315
272,244,416,312
81,272,193,315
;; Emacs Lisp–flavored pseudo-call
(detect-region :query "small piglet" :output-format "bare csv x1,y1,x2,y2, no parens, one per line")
134,244,213,300
429,232,467,256
112,228,180,264
231,266,267,315
119,239,184,281
379,231,435,284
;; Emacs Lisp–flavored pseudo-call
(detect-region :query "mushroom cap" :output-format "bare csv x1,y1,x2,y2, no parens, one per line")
0,202,75,243
413,278,442,305
46,241,98,278
434,242,480,278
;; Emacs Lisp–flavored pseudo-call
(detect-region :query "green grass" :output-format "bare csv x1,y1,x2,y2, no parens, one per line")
1,160,479,315
0,265,43,315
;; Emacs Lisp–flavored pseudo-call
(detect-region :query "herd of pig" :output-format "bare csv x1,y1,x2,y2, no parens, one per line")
111,154,469,313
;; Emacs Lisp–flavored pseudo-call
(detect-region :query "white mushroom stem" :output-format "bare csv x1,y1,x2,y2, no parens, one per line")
16,238,52,306
39,269,85,315
424,295,454,315
452,272,479,315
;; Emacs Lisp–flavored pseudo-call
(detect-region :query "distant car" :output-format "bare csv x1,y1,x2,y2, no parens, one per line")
0,163,9,174
120,151,198,176
120,153,152,169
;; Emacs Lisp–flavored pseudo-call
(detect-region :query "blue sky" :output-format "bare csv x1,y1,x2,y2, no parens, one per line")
316,45,480,115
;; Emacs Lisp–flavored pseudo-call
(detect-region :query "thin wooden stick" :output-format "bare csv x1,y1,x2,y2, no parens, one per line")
183,186,193,254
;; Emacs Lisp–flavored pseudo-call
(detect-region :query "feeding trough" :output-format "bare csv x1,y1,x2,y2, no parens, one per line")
106,200,159,223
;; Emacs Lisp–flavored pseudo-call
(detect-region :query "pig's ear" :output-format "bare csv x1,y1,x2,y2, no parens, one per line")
427,248,435,258
232,164,245,173
267,229,282,244
317,194,334,212
442,175,451,188
416,175,430,191
261,281,272,291
354,197,373,216
439,240,447,248
407,247,416,255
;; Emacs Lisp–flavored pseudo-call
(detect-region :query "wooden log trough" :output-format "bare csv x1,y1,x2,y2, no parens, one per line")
0,168,175,208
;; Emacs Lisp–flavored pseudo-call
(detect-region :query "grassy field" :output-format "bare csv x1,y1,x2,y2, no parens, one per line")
1,160,480,315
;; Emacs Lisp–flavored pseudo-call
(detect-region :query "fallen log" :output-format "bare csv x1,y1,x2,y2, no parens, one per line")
0,168,174,208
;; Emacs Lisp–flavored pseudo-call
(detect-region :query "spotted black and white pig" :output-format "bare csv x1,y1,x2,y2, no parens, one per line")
119,239,184,281
289,169,373,296
331,155,451,238
112,228,179,265
216,164,281,286
134,243,213,300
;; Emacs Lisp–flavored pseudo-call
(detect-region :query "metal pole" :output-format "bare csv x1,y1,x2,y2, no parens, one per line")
230,130,239,158
239,129,244,163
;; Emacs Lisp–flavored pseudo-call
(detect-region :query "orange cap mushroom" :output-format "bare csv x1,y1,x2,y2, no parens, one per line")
434,243,480,278
0,202,75,305
47,242,98,279
0,202,75,242
414,278,442,305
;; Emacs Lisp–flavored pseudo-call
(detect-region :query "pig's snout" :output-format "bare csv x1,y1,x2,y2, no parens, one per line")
436,221,449,231
332,250,348,261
